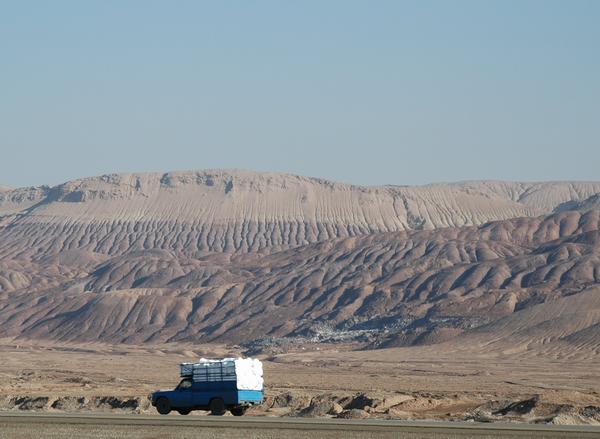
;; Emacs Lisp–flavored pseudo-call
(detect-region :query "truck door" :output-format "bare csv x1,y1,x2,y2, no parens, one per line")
171,379,193,408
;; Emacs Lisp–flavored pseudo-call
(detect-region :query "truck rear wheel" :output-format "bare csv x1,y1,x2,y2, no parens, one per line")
209,398,226,416
230,406,247,416
155,397,171,415
177,408,191,415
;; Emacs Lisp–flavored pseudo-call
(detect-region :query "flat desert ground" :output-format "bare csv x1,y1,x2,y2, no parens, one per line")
1,338,598,426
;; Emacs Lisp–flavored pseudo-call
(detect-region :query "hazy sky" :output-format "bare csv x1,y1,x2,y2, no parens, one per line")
1,1,599,188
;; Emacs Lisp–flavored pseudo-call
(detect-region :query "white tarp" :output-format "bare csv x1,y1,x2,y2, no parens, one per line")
180,357,263,391
232,357,263,391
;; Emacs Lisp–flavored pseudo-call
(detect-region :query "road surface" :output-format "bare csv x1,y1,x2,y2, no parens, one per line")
1,413,599,438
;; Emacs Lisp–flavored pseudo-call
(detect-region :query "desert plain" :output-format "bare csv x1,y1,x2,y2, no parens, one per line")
0,335,598,426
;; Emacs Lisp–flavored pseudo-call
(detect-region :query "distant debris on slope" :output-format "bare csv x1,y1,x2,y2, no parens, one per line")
403,285,600,359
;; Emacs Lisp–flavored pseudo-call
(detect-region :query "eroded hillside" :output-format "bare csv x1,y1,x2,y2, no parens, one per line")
0,177,599,352
2,170,600,258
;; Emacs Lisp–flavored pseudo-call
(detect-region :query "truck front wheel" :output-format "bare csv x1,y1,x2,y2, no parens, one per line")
209,398,226,416
155,397,171,415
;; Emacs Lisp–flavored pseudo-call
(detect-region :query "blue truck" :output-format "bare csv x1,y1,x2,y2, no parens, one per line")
149,358,264,416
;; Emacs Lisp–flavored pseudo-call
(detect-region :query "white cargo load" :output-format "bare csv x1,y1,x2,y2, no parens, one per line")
180,357,263,391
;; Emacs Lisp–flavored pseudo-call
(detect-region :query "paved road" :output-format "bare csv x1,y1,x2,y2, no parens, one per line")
1,413,599,438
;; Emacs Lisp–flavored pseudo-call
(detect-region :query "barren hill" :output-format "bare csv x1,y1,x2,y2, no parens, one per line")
1,169,600,259
1,170,599,353
0,189,599,352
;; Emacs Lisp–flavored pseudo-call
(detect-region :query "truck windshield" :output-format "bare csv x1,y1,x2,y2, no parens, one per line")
177,379,192,390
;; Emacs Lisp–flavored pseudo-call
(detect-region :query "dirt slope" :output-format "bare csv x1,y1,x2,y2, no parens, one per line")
1,170,600,259
0,205,598,349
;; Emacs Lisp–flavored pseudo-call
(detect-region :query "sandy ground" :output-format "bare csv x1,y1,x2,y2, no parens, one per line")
0,338,598,424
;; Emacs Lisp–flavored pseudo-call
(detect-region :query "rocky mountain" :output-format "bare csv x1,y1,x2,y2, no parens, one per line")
0,170,599,351
1,170,600,259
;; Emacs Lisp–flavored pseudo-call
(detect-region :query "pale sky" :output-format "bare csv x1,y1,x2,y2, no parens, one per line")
1,1,599,188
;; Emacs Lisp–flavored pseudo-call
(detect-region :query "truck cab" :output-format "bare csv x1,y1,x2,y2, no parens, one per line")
150,378,263,416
